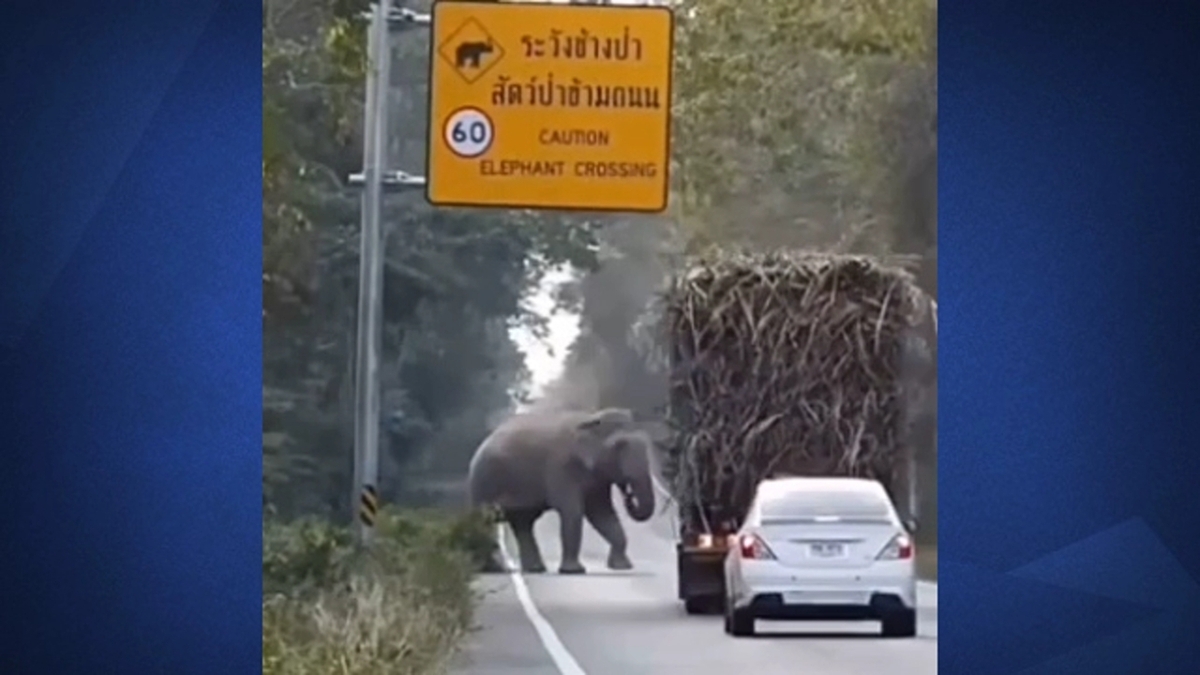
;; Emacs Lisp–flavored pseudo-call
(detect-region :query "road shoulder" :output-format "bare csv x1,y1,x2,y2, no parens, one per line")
451,575,562,675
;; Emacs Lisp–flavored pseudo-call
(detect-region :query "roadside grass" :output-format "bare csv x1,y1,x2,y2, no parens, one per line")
262,508,497,675
916,545,937,581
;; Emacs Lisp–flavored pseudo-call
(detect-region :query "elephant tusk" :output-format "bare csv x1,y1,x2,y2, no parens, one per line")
625,487,641,510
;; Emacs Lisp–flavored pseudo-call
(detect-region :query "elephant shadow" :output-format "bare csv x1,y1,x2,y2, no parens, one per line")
479,566,656,579
526,567,657,579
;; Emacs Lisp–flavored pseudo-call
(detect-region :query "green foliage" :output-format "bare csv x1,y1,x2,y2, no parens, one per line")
324,17,368,82
671,0,936,251
263,575,468,675
262,508,489,675
262,508,494,601
263,516,357,596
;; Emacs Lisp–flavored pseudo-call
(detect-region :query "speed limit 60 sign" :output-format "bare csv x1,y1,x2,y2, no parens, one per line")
443,108,494,159
425,0,674,212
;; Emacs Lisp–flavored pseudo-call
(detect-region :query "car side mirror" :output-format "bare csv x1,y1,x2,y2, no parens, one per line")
903,518,919,534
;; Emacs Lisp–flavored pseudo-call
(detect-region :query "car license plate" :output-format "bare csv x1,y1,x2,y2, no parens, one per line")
810,542,846,558
783,591,863,605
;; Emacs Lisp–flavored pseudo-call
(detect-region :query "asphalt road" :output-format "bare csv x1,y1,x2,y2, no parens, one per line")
451,504,938,675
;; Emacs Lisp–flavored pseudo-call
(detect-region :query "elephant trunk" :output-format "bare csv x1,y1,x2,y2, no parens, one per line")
620,477,656,522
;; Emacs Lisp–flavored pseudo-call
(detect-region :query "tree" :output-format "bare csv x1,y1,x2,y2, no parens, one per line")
670,0,936,259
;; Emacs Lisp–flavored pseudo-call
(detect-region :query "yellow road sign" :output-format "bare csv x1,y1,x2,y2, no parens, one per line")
426,0,674,212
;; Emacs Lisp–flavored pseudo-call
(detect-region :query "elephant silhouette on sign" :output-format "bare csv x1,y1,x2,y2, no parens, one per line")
455,40,494,69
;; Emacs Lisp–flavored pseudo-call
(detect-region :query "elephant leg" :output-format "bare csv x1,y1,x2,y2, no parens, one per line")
585,488,632,570
557,500,587,575
506,508,547,574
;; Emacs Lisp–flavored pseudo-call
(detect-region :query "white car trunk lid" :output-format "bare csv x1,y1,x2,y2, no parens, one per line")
756,519,897,569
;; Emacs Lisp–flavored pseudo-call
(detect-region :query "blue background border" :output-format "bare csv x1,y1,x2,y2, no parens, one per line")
2,0,1199,672
0,0,261,672
941,0,1200,672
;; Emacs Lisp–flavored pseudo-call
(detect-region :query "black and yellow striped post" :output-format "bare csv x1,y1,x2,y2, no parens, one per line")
358,484,379,531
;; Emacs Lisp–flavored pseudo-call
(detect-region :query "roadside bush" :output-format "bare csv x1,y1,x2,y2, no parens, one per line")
263,516,356,597
263,507,497,675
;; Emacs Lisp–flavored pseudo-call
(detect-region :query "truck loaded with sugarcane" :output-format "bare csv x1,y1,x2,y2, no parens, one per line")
636,251,936,614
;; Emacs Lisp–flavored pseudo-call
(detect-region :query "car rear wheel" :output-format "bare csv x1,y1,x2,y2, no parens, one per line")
881,608,917,637
727,606,755,637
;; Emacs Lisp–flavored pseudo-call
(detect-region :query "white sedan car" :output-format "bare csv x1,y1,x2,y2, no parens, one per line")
723,476,918,638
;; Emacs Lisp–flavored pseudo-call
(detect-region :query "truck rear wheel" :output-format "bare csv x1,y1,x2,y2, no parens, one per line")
684,596,722,615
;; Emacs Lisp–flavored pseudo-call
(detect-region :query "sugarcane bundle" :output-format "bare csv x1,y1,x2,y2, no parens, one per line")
643,250,927,521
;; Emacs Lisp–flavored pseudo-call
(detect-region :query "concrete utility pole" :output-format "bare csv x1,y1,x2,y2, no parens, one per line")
349,0,429,547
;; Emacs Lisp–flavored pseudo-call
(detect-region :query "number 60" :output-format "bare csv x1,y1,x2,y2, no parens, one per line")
452,120,489,144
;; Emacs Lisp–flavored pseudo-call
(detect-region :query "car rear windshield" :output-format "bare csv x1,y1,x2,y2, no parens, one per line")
759,490,893,523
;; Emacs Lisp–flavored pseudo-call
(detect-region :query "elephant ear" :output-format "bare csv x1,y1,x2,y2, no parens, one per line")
564,450,597,485
565,408,633,485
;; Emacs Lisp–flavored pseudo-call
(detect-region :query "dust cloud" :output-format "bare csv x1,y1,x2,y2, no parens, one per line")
525,216,671,424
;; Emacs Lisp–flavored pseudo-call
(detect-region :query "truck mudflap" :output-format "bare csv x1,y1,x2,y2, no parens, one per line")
676,542,728,600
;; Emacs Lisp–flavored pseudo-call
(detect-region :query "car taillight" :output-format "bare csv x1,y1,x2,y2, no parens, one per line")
738,533,776,560
877,533,914,560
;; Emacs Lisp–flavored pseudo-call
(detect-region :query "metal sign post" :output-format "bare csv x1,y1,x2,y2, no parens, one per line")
349,1,429,547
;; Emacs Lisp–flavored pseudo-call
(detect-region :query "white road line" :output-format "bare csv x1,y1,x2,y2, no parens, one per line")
496,524,589,675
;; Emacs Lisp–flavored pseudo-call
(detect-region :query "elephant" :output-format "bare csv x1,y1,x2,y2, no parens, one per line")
466,407,657,575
